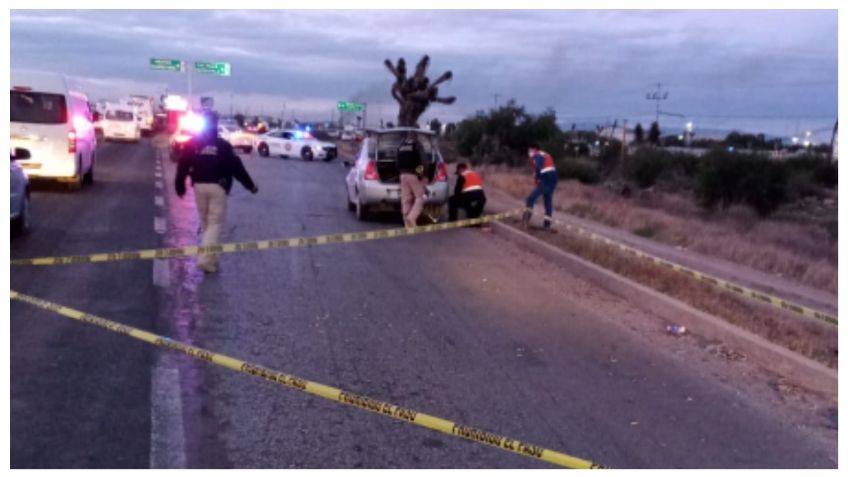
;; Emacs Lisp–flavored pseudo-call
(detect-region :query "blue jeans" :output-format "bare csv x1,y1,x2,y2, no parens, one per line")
525,178,557,227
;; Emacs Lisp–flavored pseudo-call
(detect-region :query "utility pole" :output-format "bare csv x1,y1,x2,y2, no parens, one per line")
645,82,669,125
829,119,838,162
621,120,628,163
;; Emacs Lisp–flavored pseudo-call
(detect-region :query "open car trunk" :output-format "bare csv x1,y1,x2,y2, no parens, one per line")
373,132,438,184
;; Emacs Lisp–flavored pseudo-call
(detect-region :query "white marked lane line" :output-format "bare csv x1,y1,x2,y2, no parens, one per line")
154,217,167,234
150,354,187,468
155,180,164,189
155,196,164,207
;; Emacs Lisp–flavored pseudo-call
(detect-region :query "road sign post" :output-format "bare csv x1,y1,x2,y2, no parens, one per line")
337,101,364,112
151,58,231,110
149,58,184,72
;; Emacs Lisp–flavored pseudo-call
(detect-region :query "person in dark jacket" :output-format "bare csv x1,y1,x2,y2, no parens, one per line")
448,162,487,222
396,132,428,228
175,110,258,273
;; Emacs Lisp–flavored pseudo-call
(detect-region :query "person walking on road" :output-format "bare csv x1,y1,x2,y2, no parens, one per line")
448,162,487,222
175,111,258,273
522,144,558,231
397,132,428,228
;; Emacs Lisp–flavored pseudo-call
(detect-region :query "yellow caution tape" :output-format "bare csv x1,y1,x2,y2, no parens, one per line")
10,211,518,267
9,290,605,469
545,217,837,327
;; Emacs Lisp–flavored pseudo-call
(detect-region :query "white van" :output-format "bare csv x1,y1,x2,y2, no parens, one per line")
102,102,141,142
127,95,155,135
10,70,97,190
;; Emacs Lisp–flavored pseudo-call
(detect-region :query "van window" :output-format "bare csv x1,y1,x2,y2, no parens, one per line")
11,91,68,124
105,110,134,121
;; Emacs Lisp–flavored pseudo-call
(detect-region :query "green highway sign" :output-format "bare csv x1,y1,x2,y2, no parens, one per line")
337,101,364,112
194,61,232,76
150,58,184,72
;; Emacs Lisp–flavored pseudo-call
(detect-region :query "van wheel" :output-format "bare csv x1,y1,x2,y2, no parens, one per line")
258,143,269,157
69,157,83,191
83,153,95,185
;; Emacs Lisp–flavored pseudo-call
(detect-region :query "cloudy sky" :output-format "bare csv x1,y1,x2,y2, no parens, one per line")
10,9,838,139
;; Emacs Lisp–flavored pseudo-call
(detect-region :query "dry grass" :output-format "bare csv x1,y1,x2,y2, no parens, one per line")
483,166,837,294
508,218,838,368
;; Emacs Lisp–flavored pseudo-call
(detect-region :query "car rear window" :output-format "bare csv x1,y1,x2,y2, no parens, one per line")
106,110,134,121
11,91,68,124
375,132,436,160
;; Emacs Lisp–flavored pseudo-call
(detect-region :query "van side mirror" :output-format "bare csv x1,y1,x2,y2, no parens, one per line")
12,148,31,160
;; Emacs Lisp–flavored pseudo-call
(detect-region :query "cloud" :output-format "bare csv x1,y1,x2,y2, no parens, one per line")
10,9,837,134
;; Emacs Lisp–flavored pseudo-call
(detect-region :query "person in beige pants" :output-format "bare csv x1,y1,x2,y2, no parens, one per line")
193,183,228,270
400,172,427,228
396,133,427,228
175,111,258,273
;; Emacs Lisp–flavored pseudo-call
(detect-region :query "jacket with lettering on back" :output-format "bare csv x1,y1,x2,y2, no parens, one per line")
175,137,256,196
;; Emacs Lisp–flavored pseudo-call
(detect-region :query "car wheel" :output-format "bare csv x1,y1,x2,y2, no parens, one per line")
355,196,370,221
83,152,95,185
12,190,31,236
258,143,269,157
347,188,356,212
242,146,253,154
301,147,314,161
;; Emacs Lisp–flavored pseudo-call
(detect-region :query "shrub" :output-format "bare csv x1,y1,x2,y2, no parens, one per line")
695,150,789,217
557,158,601,184
624,148,669,188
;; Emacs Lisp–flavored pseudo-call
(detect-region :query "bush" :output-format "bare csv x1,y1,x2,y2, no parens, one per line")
785,156,837,189
695,150,789,217
624,148,669,188
557,158,600,184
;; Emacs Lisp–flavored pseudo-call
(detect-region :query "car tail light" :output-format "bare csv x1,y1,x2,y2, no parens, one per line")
435,162,448,182
68,131,77,154
364,160,380,180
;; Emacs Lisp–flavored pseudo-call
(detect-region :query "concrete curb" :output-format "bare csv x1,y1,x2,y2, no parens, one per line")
491,220,837,396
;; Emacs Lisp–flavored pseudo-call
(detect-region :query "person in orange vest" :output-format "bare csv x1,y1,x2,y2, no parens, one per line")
522,144,558,230
449,162,487,222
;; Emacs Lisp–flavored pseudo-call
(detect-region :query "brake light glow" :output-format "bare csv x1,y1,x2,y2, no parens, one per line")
68,131,77,154
435,162,448,182
179,112,205,134
364,160,379,180
174,134,193,143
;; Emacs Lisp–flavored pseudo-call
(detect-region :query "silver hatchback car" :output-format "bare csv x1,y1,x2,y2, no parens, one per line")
10,147,31,235
344,128,449,222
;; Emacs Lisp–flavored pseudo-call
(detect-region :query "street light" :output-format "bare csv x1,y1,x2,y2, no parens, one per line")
686,122,693,132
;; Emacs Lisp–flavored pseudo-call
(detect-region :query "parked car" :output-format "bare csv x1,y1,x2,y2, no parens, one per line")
10,147,32,235
102,105,141,142
344,128,449,222
10,70,97,190
218,124,254,154
254,129,337,161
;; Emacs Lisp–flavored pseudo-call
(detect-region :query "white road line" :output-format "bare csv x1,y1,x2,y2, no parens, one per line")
155,180,164,189
154,217,167,234
155,195,164,207
150,354,187,468
155,171,163,179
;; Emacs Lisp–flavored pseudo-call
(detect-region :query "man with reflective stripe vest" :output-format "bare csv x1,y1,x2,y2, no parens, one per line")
522,144,558,230
449,162,487,221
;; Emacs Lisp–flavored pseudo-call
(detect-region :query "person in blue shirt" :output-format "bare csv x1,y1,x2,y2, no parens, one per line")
522,144,558,230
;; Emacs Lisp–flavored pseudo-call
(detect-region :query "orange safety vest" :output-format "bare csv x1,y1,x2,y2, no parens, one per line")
461,170,484,193
539,151,556,174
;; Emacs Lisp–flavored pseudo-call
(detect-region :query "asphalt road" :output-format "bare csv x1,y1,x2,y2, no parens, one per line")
9,140,838,468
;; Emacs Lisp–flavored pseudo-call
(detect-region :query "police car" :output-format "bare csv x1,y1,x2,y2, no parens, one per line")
254,129,337,161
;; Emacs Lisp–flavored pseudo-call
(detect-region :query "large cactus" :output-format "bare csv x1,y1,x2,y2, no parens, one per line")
385,55,455,127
